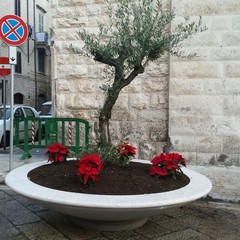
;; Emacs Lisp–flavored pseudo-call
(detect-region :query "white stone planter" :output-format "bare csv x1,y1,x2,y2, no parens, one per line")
5,160,212,231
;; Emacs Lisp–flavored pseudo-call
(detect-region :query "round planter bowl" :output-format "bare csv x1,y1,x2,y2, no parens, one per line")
5,160,212,231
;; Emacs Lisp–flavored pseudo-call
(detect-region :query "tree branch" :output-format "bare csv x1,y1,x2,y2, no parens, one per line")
93,52,117,67
123,65,145,86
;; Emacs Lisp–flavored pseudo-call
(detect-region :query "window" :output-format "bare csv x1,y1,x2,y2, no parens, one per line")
15,0,21,16
39,11,44,32
14,107,24,118
0,108,10,119
15,52,22,74
38,48,45,73
24,108,35,117
39,104,52,116
37,5,46,32
14,93,24,104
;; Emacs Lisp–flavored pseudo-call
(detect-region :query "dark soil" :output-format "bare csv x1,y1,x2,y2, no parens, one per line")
28,161,190,195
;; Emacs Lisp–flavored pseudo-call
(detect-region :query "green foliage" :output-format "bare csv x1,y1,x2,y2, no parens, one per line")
75,0,206,78
79,141,136,166
72,0,206,102
69,0,207,145
79,144,123,166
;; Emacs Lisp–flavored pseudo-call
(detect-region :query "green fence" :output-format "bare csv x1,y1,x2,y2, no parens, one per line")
14,117,91,160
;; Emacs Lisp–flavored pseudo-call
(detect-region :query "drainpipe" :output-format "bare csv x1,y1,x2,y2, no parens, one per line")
27,0,29,63
33,0,38,109
163,0,173,153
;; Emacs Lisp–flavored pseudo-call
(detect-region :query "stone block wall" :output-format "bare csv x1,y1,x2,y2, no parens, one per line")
51,0,169,160
170,0,240,166
51,0,240,166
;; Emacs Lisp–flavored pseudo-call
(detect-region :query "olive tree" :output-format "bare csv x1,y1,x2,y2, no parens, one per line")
71,0,206,146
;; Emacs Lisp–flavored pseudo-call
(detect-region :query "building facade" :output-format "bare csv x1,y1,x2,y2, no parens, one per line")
169,0,240,166
50,0,240,166
0,0,51,110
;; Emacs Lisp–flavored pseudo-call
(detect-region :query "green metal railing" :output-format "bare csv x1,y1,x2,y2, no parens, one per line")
14,117,91,160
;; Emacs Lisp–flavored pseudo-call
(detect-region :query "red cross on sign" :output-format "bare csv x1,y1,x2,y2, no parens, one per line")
0,57,11,76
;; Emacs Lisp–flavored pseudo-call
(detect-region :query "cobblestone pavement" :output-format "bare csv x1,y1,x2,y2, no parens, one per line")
0,148,240,239
0,184,240,240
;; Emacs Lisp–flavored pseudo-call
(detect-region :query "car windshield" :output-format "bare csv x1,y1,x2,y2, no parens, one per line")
0,108,10,120
39,105,51,116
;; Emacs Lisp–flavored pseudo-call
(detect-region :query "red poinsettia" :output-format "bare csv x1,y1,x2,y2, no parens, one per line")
46,142,69,163
116,141,137,164
77,154,103,184
117,141,136,156
149,152,186,178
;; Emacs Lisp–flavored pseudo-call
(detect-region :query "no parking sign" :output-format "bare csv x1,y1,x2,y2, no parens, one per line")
0,15,28,171
0,15,28,46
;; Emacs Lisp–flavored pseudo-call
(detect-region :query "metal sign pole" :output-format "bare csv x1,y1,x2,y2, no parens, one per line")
2,78,7,150
9,46,16,172
9,64,14,171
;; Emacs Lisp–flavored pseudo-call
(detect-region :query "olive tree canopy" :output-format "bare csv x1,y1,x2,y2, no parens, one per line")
70,0,206,146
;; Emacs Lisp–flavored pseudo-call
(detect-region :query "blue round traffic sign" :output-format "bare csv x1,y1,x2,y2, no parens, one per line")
0,15,28,46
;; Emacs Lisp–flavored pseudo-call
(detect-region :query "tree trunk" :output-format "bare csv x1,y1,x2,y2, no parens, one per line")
98,65,145,146
98,115,111,146
98,91,120,146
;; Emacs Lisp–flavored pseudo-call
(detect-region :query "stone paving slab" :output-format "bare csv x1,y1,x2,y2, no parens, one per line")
0,184,240,240
189,165,240,203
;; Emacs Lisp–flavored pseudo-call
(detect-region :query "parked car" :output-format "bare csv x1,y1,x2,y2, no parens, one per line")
0,105,40,148
38,101,52,135
39,101,52,118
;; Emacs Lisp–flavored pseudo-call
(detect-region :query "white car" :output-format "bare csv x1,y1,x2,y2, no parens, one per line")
0,105,40,148
39,101,52,118
39,101,52,135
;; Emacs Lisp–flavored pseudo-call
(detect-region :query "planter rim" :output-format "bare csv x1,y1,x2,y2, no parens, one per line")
5,159,212,209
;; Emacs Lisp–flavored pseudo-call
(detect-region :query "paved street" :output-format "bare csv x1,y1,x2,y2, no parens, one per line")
0,147,240,239
0,187,240,240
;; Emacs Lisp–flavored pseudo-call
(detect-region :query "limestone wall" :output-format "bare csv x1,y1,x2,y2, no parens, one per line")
51,0,240,166
51,0,169,160
170,0,240,166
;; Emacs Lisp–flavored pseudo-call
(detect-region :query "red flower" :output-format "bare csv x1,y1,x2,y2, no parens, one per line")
149,152,186,177
46,142,69,163
117,141,136,156
149,165,168,176
151,154,165,165
77,154,103,184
